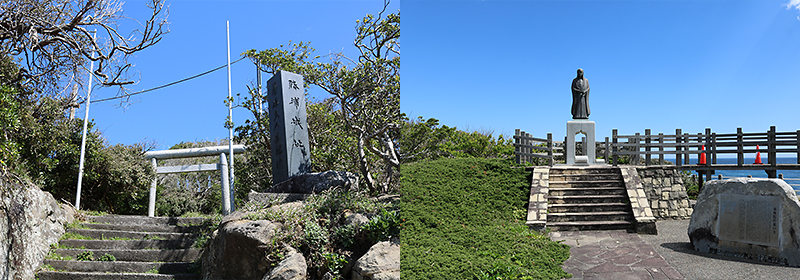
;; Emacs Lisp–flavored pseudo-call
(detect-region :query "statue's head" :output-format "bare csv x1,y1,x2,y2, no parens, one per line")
577,68,584,78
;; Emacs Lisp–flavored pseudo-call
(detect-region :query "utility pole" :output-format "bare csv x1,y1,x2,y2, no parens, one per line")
76,31,96,211
226,21,235,212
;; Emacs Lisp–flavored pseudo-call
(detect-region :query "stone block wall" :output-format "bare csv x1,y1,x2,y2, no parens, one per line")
635,166,693,220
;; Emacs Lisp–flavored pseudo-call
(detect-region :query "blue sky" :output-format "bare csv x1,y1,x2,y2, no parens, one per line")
402,0,800,143
87,0,398,150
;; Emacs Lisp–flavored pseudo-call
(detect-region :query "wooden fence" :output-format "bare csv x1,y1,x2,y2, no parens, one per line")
612,126,800,178
513,129,555,166
513,129,611,166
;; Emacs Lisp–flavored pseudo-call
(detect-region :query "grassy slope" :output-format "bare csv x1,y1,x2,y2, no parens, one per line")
401,158,571,280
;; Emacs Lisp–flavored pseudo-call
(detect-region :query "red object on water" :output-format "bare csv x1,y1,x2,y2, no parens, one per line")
754,145,763,165
699,145,707,165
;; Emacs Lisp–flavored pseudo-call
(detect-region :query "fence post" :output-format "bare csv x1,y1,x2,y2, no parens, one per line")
642,129,650,165
658,132,664,164
547,133,554,166
705,128,712,166
581,136,587,156
605,136,610,163
712,132,717,165
148,158,157,217
526,132,532,165
220,153,232,216
769,126,777,166
685,133,691,165
796,130,800,165
635,132,641,165
676,128,682,167
514,129,521,165
737,127,743,166
612,129,618,166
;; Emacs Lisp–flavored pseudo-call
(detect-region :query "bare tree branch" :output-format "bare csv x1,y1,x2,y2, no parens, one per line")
0,0,168,100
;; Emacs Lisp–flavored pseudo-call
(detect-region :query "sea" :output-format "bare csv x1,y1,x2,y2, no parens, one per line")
679,157,800,192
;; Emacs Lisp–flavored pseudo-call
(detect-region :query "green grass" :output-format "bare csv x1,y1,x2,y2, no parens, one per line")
401,158,571,280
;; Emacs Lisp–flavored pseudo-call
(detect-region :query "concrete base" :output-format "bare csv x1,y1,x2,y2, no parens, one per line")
566,120,596,165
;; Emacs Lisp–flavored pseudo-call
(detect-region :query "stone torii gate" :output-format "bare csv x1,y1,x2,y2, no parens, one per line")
144,145,246,217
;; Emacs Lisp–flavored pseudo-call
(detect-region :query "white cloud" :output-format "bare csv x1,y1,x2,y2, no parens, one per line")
788,0,800,10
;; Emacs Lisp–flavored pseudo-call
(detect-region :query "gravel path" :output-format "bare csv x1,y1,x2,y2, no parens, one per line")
639,219,800,280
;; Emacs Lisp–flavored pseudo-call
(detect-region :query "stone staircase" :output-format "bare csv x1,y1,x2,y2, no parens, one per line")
546,167,636,231
37,215,207,280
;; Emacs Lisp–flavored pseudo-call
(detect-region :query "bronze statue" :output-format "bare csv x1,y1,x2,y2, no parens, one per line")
571,68,590,119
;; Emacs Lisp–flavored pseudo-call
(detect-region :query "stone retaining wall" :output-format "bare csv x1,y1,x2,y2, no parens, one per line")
635,166,692,220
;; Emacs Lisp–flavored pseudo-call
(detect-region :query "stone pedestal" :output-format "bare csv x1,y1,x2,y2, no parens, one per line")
566,120,596,165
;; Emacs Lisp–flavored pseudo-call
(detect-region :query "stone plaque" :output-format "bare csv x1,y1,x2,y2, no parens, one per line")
267,70,311,185
717,194,780,247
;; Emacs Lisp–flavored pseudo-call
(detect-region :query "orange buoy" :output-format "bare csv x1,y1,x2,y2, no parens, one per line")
699,145,707,165
754,145,763,165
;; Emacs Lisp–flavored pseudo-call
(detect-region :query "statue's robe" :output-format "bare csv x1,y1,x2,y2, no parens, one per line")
571,77,590,119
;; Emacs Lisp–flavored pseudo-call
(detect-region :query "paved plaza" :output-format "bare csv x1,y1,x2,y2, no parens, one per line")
551,219,800,280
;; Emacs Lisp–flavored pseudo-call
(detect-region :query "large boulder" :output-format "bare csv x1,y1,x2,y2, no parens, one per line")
688,178,800,266
352,240,400,280
202,212,284,280
269,171,359,194
0,178,71,280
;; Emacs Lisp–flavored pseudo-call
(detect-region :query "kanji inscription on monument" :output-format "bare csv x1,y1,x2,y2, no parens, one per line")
718,193,780,247
267,70,311,185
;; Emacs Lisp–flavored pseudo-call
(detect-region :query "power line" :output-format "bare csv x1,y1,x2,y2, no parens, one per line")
90,57,247,104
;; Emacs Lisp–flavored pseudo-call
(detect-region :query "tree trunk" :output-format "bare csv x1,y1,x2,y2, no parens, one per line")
357,133,375,193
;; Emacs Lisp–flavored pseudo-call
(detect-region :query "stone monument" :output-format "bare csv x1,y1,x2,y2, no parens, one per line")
267,70,311,185
566,68,597,165
688,178,800,267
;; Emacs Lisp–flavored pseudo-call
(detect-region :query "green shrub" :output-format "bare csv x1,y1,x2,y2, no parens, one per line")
398,116,514,162
401,157,571,279
361,208,400,244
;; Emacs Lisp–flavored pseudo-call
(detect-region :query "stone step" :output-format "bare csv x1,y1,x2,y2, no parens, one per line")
548,195,628,204
36,271,200,280
79,223,203,234
549,174,622,181
66,229,197,240
548,203,631,213
44,260,197,274
52,249,202,263
549,187,626,196
88,215,207,227
548,180,624,188
546,211,633,222
59,239,195,250
547,220,634,231
550,167,620,175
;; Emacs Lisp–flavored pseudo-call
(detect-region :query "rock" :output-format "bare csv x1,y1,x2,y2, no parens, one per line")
373,194,400,204
269,171,359,194
688,178,800,267
269,202,305,214
248,191,312,206
344,212,369,228
0,178,71,280
352,240,399,280
264,247,306,280
202,216,283,280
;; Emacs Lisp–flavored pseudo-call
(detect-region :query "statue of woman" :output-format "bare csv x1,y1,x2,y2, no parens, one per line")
571,68,590,119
